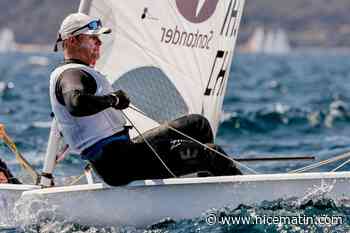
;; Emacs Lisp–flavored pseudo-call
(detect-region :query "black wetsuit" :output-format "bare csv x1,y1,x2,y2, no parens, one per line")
55,59,241,186
0,158,21,184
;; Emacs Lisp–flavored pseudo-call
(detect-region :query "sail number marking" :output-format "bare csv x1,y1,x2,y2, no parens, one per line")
220,0,240,37
204,50,231,96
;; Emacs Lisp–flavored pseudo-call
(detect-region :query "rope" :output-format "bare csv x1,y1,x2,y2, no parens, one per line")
68,173,86,186
68,164,92,186
128,106,259,175
332,158,350,172
68,108,177,186
2,133,40,184
288,151,350,173
167,126,259,175
121,111,177,178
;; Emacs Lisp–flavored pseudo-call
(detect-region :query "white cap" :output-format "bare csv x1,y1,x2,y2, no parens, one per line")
54,13,111,51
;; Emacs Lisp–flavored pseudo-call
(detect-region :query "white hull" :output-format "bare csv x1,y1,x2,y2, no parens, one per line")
0,184,38,225
18,172,350,227
0,184,38,205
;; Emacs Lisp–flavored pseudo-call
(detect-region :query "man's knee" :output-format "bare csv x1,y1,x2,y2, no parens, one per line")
187,114,211,128
171,114,213,142
187,114,213,142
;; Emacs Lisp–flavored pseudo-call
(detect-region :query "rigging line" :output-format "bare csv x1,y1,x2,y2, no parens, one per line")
128,106,259,175
288,151,350,173
2,133,39,184
121,111,177,178
289,158,334,173
68,164,93,186
68,172,86,186
332,158,350,172
167,126,258,175
291,153,350,173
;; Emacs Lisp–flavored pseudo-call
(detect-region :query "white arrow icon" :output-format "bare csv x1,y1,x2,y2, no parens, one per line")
196,0,206,17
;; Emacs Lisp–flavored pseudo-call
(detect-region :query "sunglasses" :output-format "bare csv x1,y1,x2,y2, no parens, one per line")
54,19,103,52
71,19,102,35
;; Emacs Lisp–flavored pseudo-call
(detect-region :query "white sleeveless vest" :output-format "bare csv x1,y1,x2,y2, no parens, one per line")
49,63,126,154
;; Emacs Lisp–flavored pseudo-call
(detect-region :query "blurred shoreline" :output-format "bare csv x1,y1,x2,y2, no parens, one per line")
237,46,350,56
8,43,350,55
15,43,51,53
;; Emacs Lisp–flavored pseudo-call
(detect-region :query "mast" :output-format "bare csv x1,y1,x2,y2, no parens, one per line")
78,0,92,14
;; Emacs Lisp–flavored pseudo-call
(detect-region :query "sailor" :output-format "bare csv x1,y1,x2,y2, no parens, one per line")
0,124,21,184
41,13,241,187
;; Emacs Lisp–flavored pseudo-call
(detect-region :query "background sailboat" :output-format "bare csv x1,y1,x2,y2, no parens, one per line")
246,27,291,54
0,28,16,53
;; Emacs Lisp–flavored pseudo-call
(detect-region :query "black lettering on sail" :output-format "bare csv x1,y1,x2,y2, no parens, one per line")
230,1,240,37
216,53,229,96
204,50,230,96
220,0,239,37
218,52,231,96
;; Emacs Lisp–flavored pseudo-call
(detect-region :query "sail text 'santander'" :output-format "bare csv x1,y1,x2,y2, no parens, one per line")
161,26,214,50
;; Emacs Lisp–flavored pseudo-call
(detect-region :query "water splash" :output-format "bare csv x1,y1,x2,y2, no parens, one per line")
294,180,336,206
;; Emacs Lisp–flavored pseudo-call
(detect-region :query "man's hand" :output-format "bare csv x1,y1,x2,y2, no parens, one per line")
40,172,55,187
110,90,130,110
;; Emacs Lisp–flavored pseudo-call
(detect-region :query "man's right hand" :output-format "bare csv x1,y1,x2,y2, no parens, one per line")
110,90,130,110
40,173,55,187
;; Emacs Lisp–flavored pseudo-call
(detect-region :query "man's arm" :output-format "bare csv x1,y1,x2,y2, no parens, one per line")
40,119,61,187
56,69,118,117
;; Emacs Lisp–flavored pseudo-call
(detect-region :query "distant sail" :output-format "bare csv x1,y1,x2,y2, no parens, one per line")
246,27,291,55
263,29,275,54
79,0,245,137
0,28,16,53
247,27,264,53
274,29,291,54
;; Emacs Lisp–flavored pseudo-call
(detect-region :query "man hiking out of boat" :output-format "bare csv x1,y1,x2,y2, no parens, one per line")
0,124,21,184
41,13,241,187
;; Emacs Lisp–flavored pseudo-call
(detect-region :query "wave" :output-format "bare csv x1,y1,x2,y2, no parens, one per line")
12,197,349,233
221,100,350,134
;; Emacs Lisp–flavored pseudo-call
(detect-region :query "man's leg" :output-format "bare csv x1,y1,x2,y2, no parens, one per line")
204,144,243,176
168,141,242,176
89,140,173,186
134,114,214,146
132,114,242,177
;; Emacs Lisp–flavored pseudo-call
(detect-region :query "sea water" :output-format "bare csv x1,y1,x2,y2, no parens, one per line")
0,52,350,232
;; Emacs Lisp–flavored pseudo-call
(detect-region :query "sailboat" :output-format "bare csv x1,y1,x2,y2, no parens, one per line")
1,0,350,228
246,27,291,54
0,28,16,53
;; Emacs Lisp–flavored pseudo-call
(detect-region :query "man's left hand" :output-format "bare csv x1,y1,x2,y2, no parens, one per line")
110,90,130,110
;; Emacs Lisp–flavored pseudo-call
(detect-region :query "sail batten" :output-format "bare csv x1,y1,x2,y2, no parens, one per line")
83,0,245,138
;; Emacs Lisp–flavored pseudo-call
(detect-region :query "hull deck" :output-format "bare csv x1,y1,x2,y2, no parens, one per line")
13,172,350,227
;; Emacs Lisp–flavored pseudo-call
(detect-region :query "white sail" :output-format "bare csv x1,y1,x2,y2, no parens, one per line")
263,29,275,54
247,27,265,53
274,28,291,54
0,28,16,53
79,0,245,138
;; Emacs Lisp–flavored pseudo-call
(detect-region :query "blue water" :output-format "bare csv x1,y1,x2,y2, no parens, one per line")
1,52,350,232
